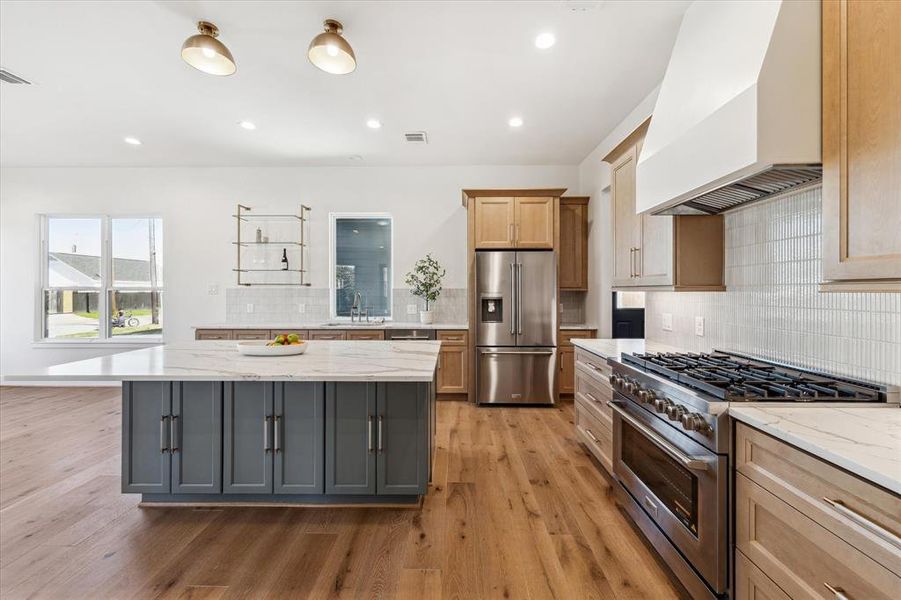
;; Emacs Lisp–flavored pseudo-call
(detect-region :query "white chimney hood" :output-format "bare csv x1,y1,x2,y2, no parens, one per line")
637,0,821,215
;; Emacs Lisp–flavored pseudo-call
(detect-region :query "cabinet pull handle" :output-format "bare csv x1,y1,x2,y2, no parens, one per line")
368,416,374,453
263,415,271,453
585,428,599,444
585,392,599,405
822,497,901,550
634,247,641,277
160,415,169,453
274,415,281,453
509,223,514,242
378,415,384,453
170,415,179,453
823,583,851,600
629,248,634,277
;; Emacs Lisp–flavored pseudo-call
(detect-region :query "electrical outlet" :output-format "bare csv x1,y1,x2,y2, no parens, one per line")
662,313,673,332
207,284,219,296
298,303,305,314
406,304,417,315
695,316,705,337
246,303,254,314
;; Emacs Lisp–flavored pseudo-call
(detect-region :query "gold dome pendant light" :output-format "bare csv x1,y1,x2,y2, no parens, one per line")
308,19,356,74
181,21,236,76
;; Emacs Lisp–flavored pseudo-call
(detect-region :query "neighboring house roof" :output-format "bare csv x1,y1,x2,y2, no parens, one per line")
48,252,156,287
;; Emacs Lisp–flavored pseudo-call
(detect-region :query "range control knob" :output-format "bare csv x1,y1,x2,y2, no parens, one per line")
624,379,636,393
637,389,657,404
609,374,621,388
681,413,712,434
666,404,687,421
653,397,672,413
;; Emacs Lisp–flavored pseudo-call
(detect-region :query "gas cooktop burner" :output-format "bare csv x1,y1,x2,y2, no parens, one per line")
622,351,884,402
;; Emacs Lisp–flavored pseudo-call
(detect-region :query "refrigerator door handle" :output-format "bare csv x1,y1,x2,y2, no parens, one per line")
510,262,517,335
516,262,523,335
479,348,554,355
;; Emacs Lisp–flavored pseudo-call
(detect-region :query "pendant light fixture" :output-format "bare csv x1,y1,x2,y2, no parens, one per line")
308,19,356,74
181,21,236,76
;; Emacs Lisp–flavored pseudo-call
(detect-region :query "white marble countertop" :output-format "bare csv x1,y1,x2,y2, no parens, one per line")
6,341,441,383
193,321,468,330
729,406,901,495
571,337,686,359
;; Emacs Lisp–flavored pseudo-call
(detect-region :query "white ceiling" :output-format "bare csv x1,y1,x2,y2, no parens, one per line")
0,1,689,167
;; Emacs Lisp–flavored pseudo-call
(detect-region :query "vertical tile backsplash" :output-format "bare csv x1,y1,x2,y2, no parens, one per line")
646,186,901,386
226,287,467,325
560,290,586,325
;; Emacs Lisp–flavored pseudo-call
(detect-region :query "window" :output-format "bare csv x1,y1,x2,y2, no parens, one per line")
616,291,645,310
40,216,163,341
329,214,392,319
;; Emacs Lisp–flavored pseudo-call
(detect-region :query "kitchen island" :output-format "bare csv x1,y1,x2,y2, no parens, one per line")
15,340,440,506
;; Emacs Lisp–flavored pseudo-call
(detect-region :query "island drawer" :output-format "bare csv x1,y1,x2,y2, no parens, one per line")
196,329,234,340
346,330,385,341
309,330,348,341
736,422,901,574
233,330,271,341
736,474,900,600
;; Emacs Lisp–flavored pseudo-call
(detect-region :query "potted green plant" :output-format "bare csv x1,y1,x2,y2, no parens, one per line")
404,254,446,324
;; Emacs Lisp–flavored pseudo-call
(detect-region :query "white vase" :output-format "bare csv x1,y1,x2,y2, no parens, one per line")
419,310,434,324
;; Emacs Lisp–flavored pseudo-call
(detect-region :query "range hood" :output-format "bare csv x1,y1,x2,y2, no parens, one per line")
637,0,822,215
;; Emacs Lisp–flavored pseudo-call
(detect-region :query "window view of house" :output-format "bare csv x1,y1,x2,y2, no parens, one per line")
43,216,163,340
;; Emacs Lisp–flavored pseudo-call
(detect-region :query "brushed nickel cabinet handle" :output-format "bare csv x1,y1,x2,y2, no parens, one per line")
274,415,281,453
368,416,374,453
634,247,641,277
509,223,514,242
585,428,599,444
629,248,635,277
823,582,851,600
585,392,599,405
160,415,169,453
170,415,178,453
263,415,271,453
378,415,384,453
822,497,901,550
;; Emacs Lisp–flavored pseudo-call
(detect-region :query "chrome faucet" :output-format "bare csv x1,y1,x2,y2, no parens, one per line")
351,290,363,322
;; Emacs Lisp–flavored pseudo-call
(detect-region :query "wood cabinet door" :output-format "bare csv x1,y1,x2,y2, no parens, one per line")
346,330,384,341
637,213,674,286
274,382,324,495
171,382,222,494
376,383,429,495
325,382,377,495
823,0,901,284
559,198,589,289
474,197,516,248
514,196,554,249
223,382,273,494
308,330,347,341
611,146,641,287
734,550,790,600
559,349,575,394
437,345,467,394
121,382,171,494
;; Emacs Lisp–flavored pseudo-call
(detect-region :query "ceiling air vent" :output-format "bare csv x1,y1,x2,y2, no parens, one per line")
0,69,32,85
404,131,428,144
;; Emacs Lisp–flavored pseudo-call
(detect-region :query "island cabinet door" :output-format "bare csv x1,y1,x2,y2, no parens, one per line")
325,382,376,495
122,382,171,494
224,382,274,494
274,382,325,494
171,382,222,494
376,383,430,495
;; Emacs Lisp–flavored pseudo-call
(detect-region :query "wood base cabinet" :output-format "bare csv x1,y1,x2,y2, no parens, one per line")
437,330,468,395
573,348,613,475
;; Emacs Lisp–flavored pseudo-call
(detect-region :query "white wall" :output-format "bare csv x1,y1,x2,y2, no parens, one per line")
0,165,577,375
578,86,659,337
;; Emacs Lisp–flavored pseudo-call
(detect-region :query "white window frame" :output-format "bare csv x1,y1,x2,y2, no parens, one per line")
35,214,164,346
328,212,393,321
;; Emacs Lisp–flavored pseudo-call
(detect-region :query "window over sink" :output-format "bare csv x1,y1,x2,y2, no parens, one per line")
39,215,163,342
329,214,392,320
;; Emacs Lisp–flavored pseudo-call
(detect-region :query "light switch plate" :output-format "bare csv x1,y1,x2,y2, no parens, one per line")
246,303,254,314
695,316,705,337
407,304,417,315
662,313,673,332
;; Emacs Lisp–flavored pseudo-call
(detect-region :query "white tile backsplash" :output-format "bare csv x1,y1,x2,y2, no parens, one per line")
646,186,901,386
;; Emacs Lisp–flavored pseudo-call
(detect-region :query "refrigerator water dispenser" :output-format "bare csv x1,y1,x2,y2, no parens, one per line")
480,297,503,323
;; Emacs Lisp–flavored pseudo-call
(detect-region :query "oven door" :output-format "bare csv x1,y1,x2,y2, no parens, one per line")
608,394,727,593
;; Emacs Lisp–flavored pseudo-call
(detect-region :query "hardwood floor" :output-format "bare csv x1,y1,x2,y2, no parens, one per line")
0,386,685,599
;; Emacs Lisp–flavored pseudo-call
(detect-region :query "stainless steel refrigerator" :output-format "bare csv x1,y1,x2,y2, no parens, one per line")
476,250,557,405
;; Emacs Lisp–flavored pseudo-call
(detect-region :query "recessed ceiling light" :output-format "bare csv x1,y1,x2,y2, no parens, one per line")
508,116,524,128
366,119,382,129
124,136,142,145
239,120,256,130
535,32,556,49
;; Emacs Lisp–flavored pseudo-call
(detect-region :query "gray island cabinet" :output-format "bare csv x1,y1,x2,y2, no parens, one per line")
15,340,440,507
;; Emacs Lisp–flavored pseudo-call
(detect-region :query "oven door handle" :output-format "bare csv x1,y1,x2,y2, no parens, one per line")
607,400,709,471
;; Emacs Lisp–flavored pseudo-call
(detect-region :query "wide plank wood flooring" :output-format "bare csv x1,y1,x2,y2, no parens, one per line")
0,386,685,599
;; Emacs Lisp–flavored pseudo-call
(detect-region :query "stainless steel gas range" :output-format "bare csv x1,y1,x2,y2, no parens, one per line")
605,350,890,600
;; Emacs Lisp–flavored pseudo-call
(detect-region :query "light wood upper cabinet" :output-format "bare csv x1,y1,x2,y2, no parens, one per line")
473,196,554,249
559,197,589,290
822,0,901,290
607,123,724,291
514,197,554,248
473,197,516,248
